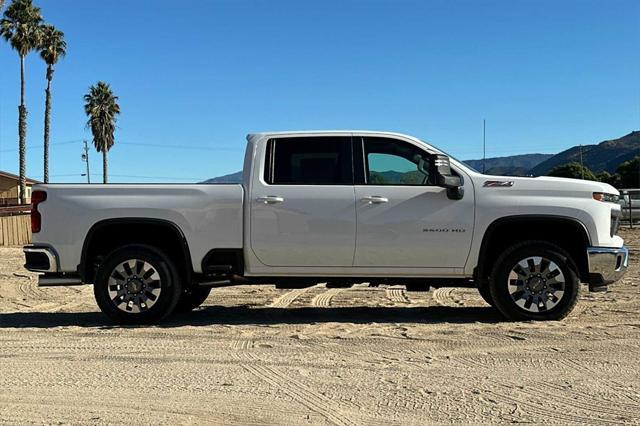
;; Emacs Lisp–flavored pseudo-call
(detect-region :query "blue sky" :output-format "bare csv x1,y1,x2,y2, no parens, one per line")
0,0,638,183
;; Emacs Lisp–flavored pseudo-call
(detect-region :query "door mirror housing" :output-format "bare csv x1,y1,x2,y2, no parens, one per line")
433,154,464,200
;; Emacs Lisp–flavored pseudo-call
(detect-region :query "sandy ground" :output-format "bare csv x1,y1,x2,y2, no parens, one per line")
1,231,639,425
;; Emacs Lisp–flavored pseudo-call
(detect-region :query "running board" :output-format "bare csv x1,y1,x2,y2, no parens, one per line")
38,275,84,286
198,279,233,288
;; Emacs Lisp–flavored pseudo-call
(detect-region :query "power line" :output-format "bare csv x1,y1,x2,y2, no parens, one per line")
118,141,243,152
33,173,209,181
0,139,82,153
0,139,244,153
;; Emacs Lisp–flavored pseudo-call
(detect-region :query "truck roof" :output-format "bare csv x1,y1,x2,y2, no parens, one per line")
247,130,419,140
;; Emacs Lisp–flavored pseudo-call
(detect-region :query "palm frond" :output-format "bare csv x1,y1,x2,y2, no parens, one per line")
84,81,120,154
0,0,43,57
39,23,66,65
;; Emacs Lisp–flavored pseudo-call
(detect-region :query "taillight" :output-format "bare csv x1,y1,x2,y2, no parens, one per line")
31,190,47,233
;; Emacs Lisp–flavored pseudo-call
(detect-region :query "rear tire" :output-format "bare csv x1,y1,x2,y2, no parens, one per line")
175,286,211,312
94,244,182,325
489,241,580,321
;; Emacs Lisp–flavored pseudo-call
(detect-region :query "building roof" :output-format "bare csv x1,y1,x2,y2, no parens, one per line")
0,170,41,185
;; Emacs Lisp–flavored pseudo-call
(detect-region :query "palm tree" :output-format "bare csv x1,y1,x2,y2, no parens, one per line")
84,82,120,183
38,24,66,183
1,0,41,200
0,0,43,204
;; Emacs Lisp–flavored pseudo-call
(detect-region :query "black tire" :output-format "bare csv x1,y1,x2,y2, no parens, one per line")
477,284,495,307
175,286,211,312
489,241,580,321
94,244,182,325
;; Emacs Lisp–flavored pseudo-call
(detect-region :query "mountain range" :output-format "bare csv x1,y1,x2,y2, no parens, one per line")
203,131,640,182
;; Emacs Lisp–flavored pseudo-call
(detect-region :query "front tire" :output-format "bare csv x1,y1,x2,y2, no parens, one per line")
175,286,211,312
489,241,580,321
477,284,495,307
94,245,182,324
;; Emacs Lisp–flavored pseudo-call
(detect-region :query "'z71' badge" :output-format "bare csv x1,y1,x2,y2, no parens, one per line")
423,228,466,233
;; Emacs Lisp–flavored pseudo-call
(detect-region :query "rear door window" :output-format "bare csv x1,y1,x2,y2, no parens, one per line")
265,137,353,185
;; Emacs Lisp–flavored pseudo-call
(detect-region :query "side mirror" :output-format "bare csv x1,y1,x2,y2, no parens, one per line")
433,155,464,200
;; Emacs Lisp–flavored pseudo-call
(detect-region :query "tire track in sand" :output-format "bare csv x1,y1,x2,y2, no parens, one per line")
231,344,358,426
385,287,409,303
432,288,464,307
269,286,317,308
487,383,630,425
311,288,343,307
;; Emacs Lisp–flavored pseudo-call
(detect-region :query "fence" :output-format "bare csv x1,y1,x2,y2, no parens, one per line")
0,213,31,246
619,189,640,228
0,198,20,207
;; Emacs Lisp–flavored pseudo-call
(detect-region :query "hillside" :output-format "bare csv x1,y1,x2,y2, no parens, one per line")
531,131,640,175
463,153,553,175
203,171,243,183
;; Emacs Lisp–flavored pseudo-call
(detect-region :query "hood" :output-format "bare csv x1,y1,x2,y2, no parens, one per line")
475,174,619,197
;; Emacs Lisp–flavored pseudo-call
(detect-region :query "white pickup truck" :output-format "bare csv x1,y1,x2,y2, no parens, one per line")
24,131,628,324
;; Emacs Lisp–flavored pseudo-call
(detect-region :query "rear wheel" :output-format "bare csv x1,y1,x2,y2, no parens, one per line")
175,286,211,312
489,241,580,321
94,245,182,324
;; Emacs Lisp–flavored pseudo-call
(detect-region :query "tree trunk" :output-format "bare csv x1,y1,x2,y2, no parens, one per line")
18,55,27,205
102,150,108,184
43,65,53,184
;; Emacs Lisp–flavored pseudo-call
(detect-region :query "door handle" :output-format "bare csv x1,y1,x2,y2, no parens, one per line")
256,196,284,204
361,196,389,204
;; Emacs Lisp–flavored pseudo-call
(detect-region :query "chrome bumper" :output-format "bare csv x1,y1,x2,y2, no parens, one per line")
23,245,59,273
23,245,84,286
587,246,629,286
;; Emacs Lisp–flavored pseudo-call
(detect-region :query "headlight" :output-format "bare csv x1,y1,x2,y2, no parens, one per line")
593,192,619,203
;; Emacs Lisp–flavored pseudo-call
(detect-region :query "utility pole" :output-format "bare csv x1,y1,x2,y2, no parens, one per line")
483,119,486,174
82,140,91,184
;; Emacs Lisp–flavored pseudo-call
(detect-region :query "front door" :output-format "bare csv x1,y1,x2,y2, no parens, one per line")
353,136,475,269
250,136,356,267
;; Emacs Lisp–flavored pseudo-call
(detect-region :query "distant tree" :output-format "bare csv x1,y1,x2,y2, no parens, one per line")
39,24,66,183
547,162,597,181
0,0,43,203
596,171,621,188
616,156,640,188
84,82,120,183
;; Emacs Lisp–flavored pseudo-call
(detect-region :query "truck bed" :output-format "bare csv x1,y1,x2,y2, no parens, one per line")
33,184,245,273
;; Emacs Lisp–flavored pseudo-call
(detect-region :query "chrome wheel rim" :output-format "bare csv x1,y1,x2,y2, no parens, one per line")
508,256,565,313
108,259,161,313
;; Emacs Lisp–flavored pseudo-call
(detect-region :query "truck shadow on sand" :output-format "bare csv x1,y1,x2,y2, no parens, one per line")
0,305,501,328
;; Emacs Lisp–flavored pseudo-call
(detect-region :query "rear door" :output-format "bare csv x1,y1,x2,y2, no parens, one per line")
250,136,356,267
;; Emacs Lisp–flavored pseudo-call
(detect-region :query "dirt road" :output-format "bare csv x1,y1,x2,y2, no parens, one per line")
1,230,639,424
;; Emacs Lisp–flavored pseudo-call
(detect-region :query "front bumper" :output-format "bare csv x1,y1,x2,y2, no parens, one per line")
587,246,629,288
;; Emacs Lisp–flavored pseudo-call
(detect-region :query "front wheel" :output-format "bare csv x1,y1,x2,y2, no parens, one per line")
477,284,495,307
489,241,580,321
175,286,212,312
94,244,182,324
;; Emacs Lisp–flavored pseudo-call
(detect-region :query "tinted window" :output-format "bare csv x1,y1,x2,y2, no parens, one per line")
363,137,433,185
266,137,353,185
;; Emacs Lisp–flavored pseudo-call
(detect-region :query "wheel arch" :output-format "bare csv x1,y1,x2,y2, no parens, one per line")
80,218,193,284
475,215,591,284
